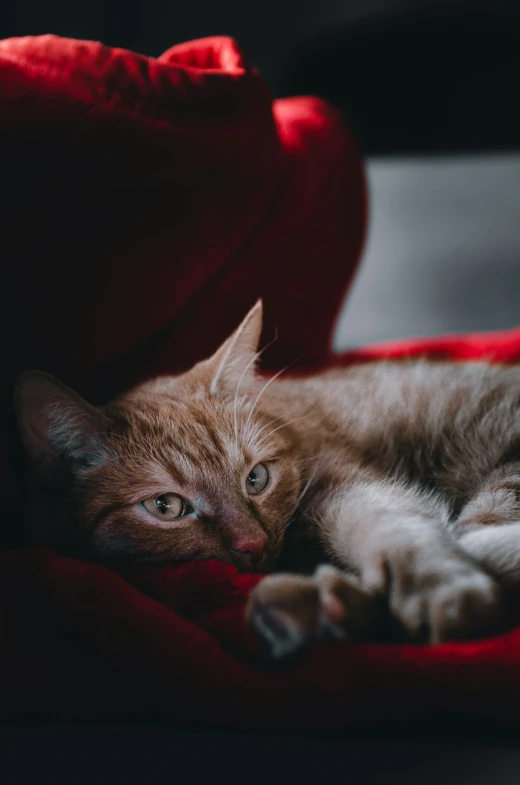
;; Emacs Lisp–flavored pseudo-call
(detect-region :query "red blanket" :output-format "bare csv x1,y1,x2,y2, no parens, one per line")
2,33,520,728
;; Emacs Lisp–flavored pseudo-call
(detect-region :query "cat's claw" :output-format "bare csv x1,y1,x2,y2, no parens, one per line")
248,605,313,660
390,566,503,644
246,565,384,659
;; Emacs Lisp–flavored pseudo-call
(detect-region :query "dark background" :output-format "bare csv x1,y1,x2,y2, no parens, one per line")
2,0,520,156
3,0,520,351
2,1,520,779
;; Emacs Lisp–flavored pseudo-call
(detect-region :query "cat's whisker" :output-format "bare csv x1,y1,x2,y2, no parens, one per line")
282,515,297,533
296,461,321,508
255,414,308,450
242,356,301,440
294,453,321,467
233,331,278,445
280,462,321,535
254,415,285,441
253,401,316,446
241,415,285,451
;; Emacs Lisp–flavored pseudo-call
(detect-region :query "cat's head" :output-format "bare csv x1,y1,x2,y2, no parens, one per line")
14,301,306,571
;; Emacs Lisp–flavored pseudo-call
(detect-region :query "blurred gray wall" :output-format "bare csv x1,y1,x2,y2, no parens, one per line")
335,154,520,349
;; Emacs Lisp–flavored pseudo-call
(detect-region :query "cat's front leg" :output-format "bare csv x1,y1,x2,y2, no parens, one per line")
450,462,520,586
248,480,503,658
322,479,503,644
247,565,385,659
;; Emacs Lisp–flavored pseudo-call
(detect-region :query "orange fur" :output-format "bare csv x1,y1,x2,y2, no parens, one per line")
14,301,520,651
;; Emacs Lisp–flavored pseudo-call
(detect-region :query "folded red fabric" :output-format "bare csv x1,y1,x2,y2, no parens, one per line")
0,33,366,512
2,34,519,728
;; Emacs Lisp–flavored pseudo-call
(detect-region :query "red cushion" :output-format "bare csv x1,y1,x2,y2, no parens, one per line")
2,34,519,728
0,34,366,510
0,33,366,377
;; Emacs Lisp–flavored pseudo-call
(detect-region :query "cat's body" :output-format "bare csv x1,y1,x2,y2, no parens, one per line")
15,302,520,656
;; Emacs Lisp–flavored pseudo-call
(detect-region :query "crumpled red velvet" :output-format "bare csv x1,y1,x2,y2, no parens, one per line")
0,33,366,514
1,33,520,728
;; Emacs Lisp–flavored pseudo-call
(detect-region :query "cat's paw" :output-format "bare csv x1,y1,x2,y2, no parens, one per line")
246,566,383,660
388,558,503,643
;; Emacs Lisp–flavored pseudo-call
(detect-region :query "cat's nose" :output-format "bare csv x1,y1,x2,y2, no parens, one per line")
230,534,268,565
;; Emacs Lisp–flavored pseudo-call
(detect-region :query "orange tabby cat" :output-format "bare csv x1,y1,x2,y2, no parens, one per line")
15,301,520,656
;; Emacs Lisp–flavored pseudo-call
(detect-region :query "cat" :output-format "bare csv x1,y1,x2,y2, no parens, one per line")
14,300,520,658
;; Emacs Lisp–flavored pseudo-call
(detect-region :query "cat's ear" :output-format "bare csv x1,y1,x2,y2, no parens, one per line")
14,371,112,484
204,300,264,395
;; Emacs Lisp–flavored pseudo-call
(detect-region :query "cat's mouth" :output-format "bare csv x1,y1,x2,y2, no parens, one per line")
229,553,274,575
226,543,282,575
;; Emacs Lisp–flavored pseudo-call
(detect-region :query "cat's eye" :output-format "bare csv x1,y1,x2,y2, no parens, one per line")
245,463,269,495
141,493,192,521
